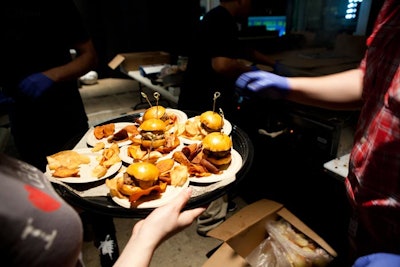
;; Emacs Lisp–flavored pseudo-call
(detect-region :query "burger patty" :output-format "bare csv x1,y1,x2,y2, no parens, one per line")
141,130,165,141
203,149,231,159
123,172,157,189
201,123,220,133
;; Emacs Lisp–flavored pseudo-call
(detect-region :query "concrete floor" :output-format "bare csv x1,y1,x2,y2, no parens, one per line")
0,78,250,267
0,77,350,266
77,78,250,267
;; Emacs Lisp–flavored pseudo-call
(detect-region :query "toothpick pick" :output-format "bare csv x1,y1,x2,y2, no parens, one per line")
141,92,152,107
213,91,221,112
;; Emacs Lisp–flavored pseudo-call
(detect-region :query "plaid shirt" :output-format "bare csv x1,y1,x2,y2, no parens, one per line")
344,0,400,256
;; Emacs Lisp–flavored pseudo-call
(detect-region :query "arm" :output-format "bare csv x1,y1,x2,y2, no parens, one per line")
114,187,206,267
236,68,364,110
212,57,255,79
287,68,364,110
249,49,276,68
18,39,98,98
43,38,98,82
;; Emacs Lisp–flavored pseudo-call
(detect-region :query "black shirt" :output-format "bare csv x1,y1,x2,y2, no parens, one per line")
0,0,90,171
178,6,248,121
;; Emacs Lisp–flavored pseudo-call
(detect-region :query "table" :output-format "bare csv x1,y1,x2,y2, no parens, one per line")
128,70,179,109
323,153,349,182
52,110,254,218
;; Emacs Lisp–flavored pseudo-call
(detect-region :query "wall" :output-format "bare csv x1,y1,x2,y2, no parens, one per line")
74,0,382,77
74,0,200,77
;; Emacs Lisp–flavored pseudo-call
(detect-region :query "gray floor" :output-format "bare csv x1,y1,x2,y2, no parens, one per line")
0,78,249,267
79,78,249,267
0,78,248,267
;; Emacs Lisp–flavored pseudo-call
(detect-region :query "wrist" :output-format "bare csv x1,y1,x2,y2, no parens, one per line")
250,65,259,71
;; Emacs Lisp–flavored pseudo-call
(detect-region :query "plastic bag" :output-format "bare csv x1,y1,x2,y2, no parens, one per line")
246,218,333,267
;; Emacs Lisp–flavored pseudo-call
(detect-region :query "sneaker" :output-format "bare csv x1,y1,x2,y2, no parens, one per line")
228,201,237,212
80,71,98,85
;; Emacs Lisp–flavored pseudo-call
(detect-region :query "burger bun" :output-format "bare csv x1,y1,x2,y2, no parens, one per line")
202,132,232,152
126,162,160,189
143,106,167,121
202,132,232,167
140,118,166,132
200,111,224,132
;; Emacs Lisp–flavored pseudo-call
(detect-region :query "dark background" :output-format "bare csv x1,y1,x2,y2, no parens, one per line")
73,0,383,78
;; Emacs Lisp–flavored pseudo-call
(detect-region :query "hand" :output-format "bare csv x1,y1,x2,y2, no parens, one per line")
236,70,290,99
18,72,54,98
132,187,205,246
236,70,290,92
0,91,14,105
273,61,292,76
353,253,400,267
114,187,206,267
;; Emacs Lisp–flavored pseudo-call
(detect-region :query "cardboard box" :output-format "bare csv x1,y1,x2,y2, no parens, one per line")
203,199,337,267
108,51,171,74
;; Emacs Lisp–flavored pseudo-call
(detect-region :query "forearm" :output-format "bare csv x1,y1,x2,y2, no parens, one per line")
212,57,254,79
250,50,276,67
114,233,157,267
43,40,98,82
287,69,364,110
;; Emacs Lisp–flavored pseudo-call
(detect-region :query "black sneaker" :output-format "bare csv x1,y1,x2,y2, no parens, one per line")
228,201,238,212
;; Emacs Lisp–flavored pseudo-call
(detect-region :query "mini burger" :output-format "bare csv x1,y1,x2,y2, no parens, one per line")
126,161,160,189
143,105,169,121
199,111,224,134
119,161,167,203
140,118,166,149
202,132,232,168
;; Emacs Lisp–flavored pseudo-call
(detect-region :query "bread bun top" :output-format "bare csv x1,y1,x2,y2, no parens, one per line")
140,118,166,132
202,132,232,152
126,162,160,181
200,111,224,131
143,106,167,121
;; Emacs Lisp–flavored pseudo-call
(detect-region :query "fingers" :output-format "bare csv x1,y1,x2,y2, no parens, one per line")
173,187,193,211
179,207,206,225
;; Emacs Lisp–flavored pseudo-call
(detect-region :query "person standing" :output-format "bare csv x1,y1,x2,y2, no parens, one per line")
0,1,119,266
0,0,96,172
178,0,276,122
235,0,400,265
0,152,205,267
178,0,276,236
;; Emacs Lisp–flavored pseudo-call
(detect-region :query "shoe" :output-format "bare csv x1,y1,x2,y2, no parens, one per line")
228,201,237,212
196,228,209,237
79,70,98,85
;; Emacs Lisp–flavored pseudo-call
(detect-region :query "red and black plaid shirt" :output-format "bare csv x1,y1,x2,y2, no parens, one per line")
346,0,400,209
346,1,400,210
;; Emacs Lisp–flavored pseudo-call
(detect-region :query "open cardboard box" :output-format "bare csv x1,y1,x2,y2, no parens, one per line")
203,199,337,267
108,51,171,74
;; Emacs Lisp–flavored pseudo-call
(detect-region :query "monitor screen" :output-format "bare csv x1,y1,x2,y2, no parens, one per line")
248,16,286,37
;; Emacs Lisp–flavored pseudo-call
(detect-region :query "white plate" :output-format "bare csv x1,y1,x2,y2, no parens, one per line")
179,117,232,145
45,148,122,184
111,178,190,209
119,142,185,165
166,108,187,123
86,122,137,148
189,149,242,184
139,108,187,124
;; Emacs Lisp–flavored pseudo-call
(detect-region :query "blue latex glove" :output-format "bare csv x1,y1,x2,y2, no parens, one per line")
353,253,400,267
235,70,290,99
19,72,54,98
0,91,14,104
273,60,292,76
250,65,259,71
